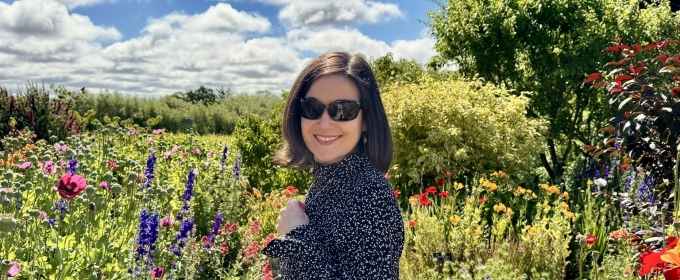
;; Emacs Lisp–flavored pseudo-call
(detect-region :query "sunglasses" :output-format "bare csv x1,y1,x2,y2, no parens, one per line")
299,98,362,121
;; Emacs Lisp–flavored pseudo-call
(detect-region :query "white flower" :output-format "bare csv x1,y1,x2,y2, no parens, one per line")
594,178,607,188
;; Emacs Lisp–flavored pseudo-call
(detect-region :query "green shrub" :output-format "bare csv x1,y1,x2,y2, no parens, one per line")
230,93,313,194
382,75,549,193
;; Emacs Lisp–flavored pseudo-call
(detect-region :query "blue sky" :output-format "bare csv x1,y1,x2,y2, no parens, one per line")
0,0,440,96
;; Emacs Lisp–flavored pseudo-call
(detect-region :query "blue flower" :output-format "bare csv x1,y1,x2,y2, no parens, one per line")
233,158,241,180
220,146,228,172
139,154,157,191
135,210,160,265
53,198,69,220
180,169,198,211
175,217,195,244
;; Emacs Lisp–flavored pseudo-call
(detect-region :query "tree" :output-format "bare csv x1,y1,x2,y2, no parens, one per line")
427,0,680,183
171,86,218,106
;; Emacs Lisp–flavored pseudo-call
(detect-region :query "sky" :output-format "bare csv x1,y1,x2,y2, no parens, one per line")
0,0,440,97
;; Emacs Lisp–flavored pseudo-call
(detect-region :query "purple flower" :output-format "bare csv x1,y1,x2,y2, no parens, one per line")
170,246,181,256
220,146,228,172
139,154,157,191
43,161,56,175
135,210,160,265
175,217,195,245
48,219,57,225
53,198,69,220
180,169,198,210
67,155,77,175
7,261,20,277
233,158,241,180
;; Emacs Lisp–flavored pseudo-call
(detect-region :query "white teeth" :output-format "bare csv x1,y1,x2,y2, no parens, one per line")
316,136,340,141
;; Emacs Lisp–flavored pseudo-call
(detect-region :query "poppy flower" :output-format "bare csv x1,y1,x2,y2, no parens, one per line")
150,267,164,278
436,178,445,186
55,173,87,200
426,186,437,193
478,198,486,203
586,235,597,245
6,261,20,277
620,163,629,170
409,221,417,227
419,193,431,206
438,191,449,198
393,190,400,197
444,171,452,177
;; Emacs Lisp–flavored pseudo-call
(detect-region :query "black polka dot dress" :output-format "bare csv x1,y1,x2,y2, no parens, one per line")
262,152,404,279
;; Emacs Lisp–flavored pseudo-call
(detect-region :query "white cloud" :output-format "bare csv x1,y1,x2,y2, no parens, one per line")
0,0,436,97
53,0,115,9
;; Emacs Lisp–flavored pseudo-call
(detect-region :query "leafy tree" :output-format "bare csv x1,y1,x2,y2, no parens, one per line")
171,85,219,106
427,0,680,183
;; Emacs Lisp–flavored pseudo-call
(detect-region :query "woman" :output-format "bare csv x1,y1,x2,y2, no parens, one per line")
261,51,404,279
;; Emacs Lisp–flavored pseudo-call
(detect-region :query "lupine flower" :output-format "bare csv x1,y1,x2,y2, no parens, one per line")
18,162,31,169
53,198,69,220
139,154,157,191
204,211,224,248
180,169,198,211
220,146,228,172
170,246,181,256
175,217,195,246
48,219,57,225
135,210,160,265
604,166,611,178
233,158,241,180
67,156,77,175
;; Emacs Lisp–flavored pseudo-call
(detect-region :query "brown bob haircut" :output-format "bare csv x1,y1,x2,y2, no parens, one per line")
274,51,393,174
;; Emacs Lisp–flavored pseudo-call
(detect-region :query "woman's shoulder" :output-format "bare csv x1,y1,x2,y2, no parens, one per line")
344,168,394,201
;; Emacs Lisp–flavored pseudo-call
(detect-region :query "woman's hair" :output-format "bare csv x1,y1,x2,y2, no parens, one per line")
273,51,393,174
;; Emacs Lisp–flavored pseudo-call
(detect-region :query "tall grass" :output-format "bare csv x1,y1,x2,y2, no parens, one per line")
74,89,283,135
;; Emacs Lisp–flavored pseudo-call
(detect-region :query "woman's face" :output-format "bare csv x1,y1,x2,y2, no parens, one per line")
301,74,364,165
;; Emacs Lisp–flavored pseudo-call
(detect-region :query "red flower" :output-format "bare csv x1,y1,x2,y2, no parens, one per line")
620,163,629,170
201,236,210,245
150,267,164,278
444,171,453,177
586,235,597,245
478,198,486,203
438,191,450,197
393,190,400,197
436,178,445,187
426,186,437,193
286,186,299,194
262,263,273,274
419,193,431,206
384,173,391,180
219,242,229,255
640,237,679,276
55,173,87,200
107,161,119,169
664,267,680,280
409,220,417,227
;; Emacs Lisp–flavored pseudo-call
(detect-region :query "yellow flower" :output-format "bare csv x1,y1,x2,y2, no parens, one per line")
587,180,594,186
515,186,526,195
492,171,508,179
564,211,575,219
449,215,461,224
561,202,569,211
661,246,680,267
443,205,452,211
544,205,552,211
493,203,506,213
531,193,537,199
562,191,569,200
526,226,537,234
505,208,514,216
453,182,464,190
252,188,262,200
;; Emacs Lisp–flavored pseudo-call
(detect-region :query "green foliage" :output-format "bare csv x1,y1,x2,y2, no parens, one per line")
74,89,282,135
170,85,235,106
230,92,313,194
0,83,86,145
427,0,680,182
382,75,548,193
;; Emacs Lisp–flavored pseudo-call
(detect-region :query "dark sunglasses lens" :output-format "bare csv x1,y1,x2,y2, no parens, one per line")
300,99,324,119
328,101,361,121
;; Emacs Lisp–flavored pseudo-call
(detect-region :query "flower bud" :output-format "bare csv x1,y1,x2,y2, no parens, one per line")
3,172,12,181
110,184,122,194
0,214,17,232
24,182,32,189
102,172,113,182
592,251,600,260
85,186,95,195
34,187,43,195
1,199,11,208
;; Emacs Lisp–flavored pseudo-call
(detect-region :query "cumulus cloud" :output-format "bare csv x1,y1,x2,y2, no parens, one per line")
276,0,403,27
0,0,436,97
53,0,115,9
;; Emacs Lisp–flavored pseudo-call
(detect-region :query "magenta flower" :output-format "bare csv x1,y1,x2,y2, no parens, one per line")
7,261,20,277
55,173,87,200
127,129,138,136
164,151,172,158
171,146,182,153
54,143,69,155
152,129,165,135
206,151,214,157
107,161,119,169
150,267,164,278
147,137,154,144
38,212,47,219
99,181,110,190
18,162,31,169
193,148,200,154
43,161,56,175
181,152,188,157
160,217,173,228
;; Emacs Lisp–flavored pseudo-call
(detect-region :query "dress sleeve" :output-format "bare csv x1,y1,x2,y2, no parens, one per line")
261,223,320,259
332,182,401,279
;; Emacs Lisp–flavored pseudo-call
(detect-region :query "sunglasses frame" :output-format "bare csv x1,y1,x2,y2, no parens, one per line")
299,98,362,121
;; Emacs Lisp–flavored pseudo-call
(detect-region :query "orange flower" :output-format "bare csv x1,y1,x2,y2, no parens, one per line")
408,221,417,227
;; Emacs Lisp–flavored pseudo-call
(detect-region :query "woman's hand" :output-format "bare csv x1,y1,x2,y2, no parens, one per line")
276,199,309,235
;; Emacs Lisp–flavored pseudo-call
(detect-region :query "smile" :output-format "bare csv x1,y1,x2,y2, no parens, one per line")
315,135,341,142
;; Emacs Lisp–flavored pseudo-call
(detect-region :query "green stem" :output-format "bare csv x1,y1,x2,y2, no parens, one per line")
675,143,680,221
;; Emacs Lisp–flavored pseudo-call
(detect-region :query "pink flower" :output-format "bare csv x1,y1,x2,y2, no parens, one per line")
171,146,182,153
150,267,164,278
18,162,31,169
160,217,173,228
384,173,391,179
152,129,165,135
127,129,138,136
147,137,154,144
99,181,110,190
38,212,46,219
206,151,214,157
164,151,172,158
107,161,119,169
181,152,188,157
55,173,87,200
43,161,56,175
54,143,69,154
263,233,276,247
193,148,200,154
7,261,20,277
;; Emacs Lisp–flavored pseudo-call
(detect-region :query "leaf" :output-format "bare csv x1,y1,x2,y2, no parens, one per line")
608,68,626,76
633,43,641,53
583,72,602,85
644,43,658,51
604,45,620,52
583,145,598,151
615,75,633,83
589,81,607,90
606,61,622,66
619,97,632,110
654,54,669,64
660,65,677,73
598,126,616,133
609,87,622,94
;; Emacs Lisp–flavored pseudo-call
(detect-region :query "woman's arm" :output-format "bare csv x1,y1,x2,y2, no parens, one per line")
261,223,320,259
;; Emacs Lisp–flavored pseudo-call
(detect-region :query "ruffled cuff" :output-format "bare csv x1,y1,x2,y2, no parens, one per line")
261,224,317,259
